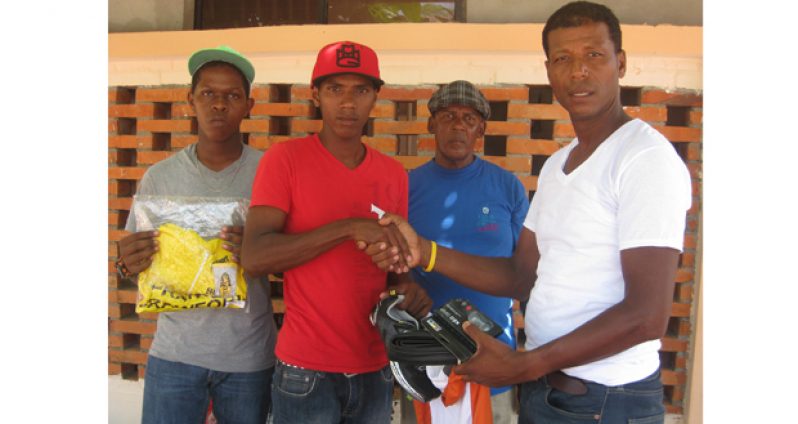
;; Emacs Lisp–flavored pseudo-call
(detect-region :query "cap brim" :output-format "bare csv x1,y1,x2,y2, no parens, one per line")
312,72,384,88
188,49,255,84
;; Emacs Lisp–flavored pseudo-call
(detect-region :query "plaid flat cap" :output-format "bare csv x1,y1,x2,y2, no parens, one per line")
428,80,491,120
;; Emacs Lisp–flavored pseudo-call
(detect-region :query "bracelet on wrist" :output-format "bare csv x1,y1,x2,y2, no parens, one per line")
423,240,437,272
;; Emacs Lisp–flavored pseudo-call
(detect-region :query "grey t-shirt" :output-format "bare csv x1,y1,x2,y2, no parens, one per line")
125,143,276,372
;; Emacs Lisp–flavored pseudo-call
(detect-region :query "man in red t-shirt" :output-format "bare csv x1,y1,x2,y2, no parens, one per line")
241,40,432,423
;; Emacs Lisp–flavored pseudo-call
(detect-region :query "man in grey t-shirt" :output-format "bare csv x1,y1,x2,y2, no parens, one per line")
117,46,276,424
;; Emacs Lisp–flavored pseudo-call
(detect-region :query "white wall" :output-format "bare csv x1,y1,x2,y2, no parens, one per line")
109,376,144,424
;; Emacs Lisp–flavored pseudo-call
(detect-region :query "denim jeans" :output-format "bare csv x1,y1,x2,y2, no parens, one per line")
271,360,394,424
142,355,274,424
518,370,665,424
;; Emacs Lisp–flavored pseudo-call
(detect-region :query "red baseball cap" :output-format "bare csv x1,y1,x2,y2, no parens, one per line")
311,41,385,88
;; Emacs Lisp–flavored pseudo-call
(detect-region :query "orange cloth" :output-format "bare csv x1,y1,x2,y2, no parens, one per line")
413,370,493,424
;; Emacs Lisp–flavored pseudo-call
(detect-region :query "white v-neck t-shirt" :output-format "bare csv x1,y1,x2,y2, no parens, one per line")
523,119,691,385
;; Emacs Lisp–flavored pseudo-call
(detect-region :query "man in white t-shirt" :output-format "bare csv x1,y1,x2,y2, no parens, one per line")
360,2,691,423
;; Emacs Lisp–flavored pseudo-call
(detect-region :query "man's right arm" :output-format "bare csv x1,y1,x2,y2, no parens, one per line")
241,205,410,278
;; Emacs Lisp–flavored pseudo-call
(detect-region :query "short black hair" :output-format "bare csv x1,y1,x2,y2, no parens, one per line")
542,1,622,58
190,61,251,96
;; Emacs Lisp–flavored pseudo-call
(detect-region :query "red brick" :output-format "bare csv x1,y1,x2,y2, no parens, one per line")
109,307,124,321
666,405,682,415
506,138,562,155
660,337,688,352
109,135,158,149
108,182,133,197
111,289,139,304
138,119,193,133
370,102,395,118
395,156,432,170
108,211,127,227
642,90,703,107
172,135,198,148
138,311,159,321
291,86,312,100
137,151,173,165
483,156,531,173
272,298,286,314
141,337,154,350
109,88,134,104
171,104,195,118
137,87,190,103
247,86,268,100
508,103,568,120
513,312,524,329
109,119,118,133
554,123,575,139
687,143,701,161
485,121,530,136
518,175,539,191
681,252,695,268
416,136,436,152
687,162,702,180
248,135,292,150
374,121,428,135
109,197,133,211
378,87,436,101
678,284,693,302
251,103,314,117
671,302,691,317
109,167,146,180
109,349,149,365
418,104,432,118
654,126,702,143
689,110,703,125
661,369,687,386
108,150,134,165
109,319,156,335
479,86,529,101
239,119,270,133
108,362,122,375
678,320,692,336
109,104,158,118
291,119,322,133
691,181,700,197
363,137,397,153
108,243,119,258
109,211,126,227
675,268,693,283
624,106,668,122
109,229,129,242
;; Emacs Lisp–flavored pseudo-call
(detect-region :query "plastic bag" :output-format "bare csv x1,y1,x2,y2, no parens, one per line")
131,195,249,313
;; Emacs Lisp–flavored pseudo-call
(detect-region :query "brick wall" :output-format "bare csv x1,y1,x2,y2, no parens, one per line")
108,82,702,415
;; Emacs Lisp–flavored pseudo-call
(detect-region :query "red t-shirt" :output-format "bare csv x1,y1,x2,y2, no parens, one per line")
250,134,408,373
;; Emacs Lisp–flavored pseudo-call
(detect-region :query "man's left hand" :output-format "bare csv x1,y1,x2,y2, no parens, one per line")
453,322,530,387
382,280,433,318
220,226,244,263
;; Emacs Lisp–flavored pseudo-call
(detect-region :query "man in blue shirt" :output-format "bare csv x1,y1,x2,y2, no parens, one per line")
409,80,529,423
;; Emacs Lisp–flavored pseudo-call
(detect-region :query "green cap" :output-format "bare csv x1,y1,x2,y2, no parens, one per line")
188,45,255,84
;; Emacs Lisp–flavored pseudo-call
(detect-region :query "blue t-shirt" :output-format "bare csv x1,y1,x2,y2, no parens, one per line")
409,156,529,395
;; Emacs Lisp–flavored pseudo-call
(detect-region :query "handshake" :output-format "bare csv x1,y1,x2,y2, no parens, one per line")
370,295,501,401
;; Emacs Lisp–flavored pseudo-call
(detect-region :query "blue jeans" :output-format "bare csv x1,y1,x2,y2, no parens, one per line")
271,360,394,424
142,355,274,424
518,370,665,424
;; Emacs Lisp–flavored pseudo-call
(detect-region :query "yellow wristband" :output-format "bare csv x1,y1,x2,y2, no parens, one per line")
424,241,437,272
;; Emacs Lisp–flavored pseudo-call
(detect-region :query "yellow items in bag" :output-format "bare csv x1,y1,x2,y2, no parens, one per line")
136,223,247,313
